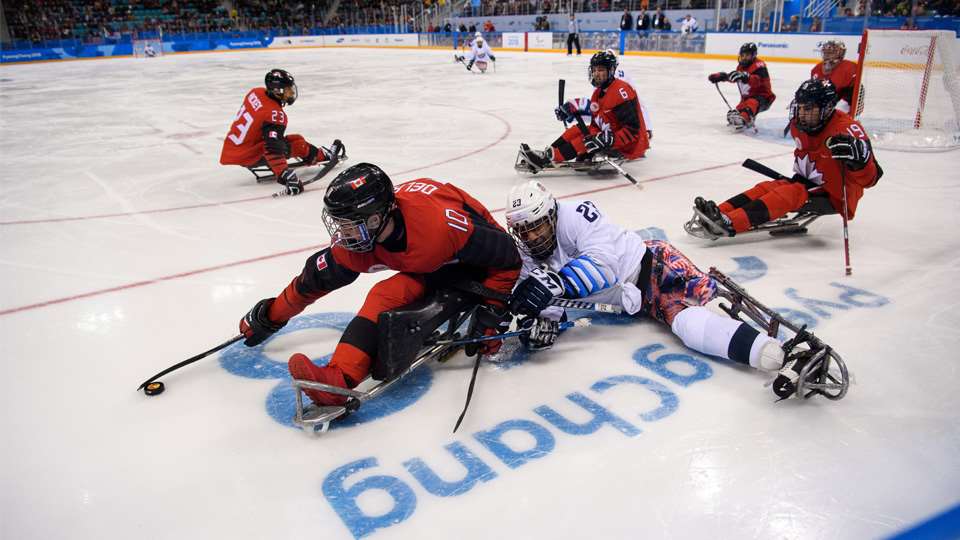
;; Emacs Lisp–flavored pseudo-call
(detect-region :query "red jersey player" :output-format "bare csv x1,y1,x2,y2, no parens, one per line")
693,79,882,236
518,50,650,172
219,69,328,196
811,40,858,113
708,42,776,130
237,163,522,406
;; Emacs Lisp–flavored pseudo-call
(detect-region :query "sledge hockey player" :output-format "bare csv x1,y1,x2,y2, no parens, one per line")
237,163,521,407
505,181,826,399
517,50,650,173
811,40,857,113
220,69,335,196
690,78,881,238
707,42,776,131
456,31,496,72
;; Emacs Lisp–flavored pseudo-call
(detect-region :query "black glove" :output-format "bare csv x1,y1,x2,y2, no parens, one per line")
727,70,748,83
510,267,565,317
584,130,614,153
465,304,512,357
239,298,287,346
489,54,496,62
466,59,474,71
554,100,581,123
280,168,303,196
518,317,560,351
826,134,872,170
708,71,728,83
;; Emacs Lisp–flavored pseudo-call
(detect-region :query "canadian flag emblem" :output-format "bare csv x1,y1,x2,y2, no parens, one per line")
316,253,328,271
349,176,367,189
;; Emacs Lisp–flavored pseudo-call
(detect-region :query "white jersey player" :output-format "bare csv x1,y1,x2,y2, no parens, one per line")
606,49,653,137
505,180,784,374
463,32,496,72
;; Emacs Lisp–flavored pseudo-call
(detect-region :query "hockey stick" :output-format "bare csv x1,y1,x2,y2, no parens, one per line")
272,139,346,198
714,82,735,111
839,168,853,276
559,79,568,127
136,334,243,392
432,318,589,347
741,158,789,180
448,279,623,315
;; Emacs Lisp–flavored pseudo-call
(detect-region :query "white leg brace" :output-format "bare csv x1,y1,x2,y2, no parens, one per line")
670,306,782,370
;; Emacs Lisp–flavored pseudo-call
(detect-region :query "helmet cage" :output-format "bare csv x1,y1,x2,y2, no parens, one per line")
322,204,390,253
510,206,558,260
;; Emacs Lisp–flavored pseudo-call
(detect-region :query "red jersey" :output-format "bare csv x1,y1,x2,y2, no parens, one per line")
811,59,858,111
219,87,288,169
734,59,775,102
789,111,880,219
589,78,650,159
267,179,521,322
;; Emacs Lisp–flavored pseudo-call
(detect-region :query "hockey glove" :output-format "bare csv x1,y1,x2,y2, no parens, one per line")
280,168,303,196
465,304,512,357
518,317,561,352
510,267,565,317
584,130,614,153
240,298,287,346
826,134,872,170
554,100,581,123
466,59,474,71
727,70,748,83
708,72,729,83
489,54,496,62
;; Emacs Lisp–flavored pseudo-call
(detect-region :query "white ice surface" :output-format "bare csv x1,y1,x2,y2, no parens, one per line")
1,47,959,540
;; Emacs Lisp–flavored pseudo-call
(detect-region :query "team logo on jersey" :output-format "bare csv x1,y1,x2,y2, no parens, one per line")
794,154,824,185
316,253,328,271
590,102,600,113
349,176,367,190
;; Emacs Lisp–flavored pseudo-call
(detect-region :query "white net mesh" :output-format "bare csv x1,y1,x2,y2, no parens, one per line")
855,29,960,151
133,39,163,58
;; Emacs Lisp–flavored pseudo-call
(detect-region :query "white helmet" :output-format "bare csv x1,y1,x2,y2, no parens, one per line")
475,31,483,39
505,181,558,260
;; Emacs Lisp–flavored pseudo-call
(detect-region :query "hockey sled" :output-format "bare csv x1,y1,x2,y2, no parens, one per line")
514,148,626,175
684,195,836,241
291,289,477,433
710,268,850,400
247,140,349,183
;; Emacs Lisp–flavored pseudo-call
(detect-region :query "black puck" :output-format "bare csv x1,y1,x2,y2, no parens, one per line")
144,381,165,396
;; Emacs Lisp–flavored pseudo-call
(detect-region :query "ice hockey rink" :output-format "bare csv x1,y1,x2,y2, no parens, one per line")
2,45,959,539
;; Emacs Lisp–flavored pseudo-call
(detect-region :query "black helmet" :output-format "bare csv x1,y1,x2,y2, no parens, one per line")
588,50,618,89
265,69,298,105
790,78,838,134
322,163,396,252
739,42,758,66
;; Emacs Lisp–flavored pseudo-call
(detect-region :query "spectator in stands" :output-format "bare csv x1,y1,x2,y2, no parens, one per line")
680,13,698,34
809,17,821,32
620,8,633,31
458,22,468,32
718,17,729,31
843,7,854,15
784,15,799,31
651,7,667,30
484,20,495,32
469,23,477,32
637,9,650,32
900,17,918,29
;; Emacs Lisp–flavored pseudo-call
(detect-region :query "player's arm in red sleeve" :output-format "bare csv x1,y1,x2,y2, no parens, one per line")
267,247,361,322
451,207,521,306
609,84,644,148
748,63,771,92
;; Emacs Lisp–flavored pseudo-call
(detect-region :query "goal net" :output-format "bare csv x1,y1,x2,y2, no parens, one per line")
853,29,960,151
133,39,163,58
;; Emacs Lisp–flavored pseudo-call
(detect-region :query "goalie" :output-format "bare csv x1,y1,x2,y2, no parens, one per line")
689,79,882,239
219,69,336,196
506,181,842,400
455,32,496,73
517,50,649,173
811,40,858,113
708,42,776,131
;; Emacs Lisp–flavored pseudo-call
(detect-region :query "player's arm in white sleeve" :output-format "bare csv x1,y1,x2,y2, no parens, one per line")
481,42,495,59
554,201,621,299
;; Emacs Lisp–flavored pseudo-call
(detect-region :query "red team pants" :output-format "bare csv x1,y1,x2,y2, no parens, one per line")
719,179,809,233
735,97,772,123
222,133,316,170
329,273,428,384
550,124,648,162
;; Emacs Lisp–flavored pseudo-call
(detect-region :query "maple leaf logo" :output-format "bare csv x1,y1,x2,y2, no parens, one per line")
793,154,824,185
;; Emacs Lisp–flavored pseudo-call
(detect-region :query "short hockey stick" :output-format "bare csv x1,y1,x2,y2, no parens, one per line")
839,167,853,276
741,158,789,180
272,139,346,198
137,335,243,392
714,82,735,111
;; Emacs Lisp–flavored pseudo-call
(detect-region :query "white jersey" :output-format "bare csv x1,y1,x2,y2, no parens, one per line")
465,40,494,63
519,200,648,315
614,66,653,133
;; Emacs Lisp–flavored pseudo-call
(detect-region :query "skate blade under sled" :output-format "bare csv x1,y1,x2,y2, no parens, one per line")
683,206,824,241
514,148,626,175
292,289,476,433
710,268,850,400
